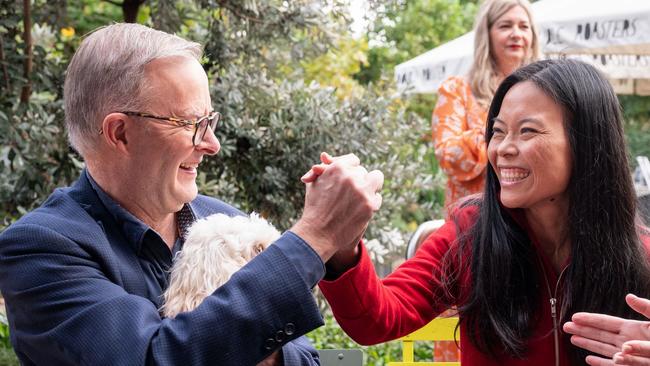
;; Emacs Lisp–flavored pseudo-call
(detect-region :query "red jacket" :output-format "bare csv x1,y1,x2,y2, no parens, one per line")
319,205,572,365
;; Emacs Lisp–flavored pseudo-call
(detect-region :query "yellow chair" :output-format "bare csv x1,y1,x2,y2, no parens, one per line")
388,317,460,366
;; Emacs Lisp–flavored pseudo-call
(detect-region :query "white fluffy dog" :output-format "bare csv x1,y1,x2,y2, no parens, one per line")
160,212,281,318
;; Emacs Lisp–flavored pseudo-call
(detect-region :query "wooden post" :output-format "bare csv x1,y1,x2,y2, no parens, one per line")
20,0,32,104
0,34,10,92
122,0,145,23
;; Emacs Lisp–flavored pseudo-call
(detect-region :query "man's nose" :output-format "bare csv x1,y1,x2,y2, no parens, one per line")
196,127,220,155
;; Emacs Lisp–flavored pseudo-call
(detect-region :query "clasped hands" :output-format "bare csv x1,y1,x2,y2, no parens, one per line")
564,294,650,365
290,153,650,366
290,152,384,266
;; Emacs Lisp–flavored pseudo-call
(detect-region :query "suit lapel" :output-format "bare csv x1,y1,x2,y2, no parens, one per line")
67,170,151,299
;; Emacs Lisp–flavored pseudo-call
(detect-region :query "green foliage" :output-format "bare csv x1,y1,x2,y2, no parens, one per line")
0,2,82,229
307,313,441,365
206,63,438,259
620,96,650,167
185,0,441,258
306,313,402,365
0,96,81,227
301,36,369,99
200,0,347,77
620,95,650,123
357,0,479,85
0,314,11,350
0,348,18,366
626,118,650,165
0,314,18,366
61,0,124,36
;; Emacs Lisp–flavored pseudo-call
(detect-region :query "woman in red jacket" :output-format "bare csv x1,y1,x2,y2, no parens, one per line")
315,59,650,366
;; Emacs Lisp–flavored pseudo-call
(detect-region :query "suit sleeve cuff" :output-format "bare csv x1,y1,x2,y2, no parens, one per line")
276,231,325,288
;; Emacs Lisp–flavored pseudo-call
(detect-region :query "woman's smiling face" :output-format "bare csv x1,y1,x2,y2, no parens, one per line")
487,81,572,210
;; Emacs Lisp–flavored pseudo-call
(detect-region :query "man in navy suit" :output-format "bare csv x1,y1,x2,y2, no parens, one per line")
0,23,383,365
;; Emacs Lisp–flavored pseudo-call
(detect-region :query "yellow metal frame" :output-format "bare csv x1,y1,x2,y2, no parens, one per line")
387,317,460,366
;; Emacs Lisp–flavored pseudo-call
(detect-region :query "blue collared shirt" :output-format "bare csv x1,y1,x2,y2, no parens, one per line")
85,170,198,309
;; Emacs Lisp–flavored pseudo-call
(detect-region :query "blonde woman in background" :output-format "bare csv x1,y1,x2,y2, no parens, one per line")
432,0,540,209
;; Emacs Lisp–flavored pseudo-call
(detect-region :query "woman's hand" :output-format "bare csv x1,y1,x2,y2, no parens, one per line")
613,340,650,365
563,294,650,365
300,152,335,183
299,152,377,272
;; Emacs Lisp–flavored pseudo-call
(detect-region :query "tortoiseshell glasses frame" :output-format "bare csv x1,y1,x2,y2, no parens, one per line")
100,111,221,146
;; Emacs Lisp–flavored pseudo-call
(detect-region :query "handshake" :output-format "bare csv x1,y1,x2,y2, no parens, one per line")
291,152,384,267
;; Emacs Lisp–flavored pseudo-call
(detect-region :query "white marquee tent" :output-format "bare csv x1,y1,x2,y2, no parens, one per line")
395,0,650,95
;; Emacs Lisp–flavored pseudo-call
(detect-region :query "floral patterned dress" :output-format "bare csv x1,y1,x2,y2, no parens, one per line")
432,76,488,208
430,76,487,360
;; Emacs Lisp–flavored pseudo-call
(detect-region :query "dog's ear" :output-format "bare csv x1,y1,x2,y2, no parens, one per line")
253,243,265,255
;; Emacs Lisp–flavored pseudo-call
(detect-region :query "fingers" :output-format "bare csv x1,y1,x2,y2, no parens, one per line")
293,153,385,262
585,355,616,366
623,341,650,356
372,192,383,212
300,171,318,183
570,312,626,333
627,294,650,320
301,153,360,183
366,170,384,211
564,318,621,357
320,152,334,164
301,164,327,183
367,170,384,191
614,341,650,365
563,296,650,366
569,334,622,358
322,152,359,166
614,349,650,365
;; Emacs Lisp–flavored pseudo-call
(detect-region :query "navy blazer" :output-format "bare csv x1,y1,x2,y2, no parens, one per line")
0,172,325,365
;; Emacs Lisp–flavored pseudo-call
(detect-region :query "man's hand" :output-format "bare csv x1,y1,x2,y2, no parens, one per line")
563,294,650,365
291,152,384,263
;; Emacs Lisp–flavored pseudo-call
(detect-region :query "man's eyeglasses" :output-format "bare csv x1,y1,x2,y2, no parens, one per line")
101,111,221,146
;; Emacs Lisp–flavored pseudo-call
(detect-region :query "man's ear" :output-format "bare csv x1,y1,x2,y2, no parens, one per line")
100,113,130,154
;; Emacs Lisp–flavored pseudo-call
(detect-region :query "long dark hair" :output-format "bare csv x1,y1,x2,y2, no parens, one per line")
444,59,650,363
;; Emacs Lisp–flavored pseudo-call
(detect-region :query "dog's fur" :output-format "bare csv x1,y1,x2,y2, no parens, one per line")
161,212,281,318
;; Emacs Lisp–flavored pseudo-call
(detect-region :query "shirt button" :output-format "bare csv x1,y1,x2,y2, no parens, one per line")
275,330,285,342
265,338,275,350
285,323,295,335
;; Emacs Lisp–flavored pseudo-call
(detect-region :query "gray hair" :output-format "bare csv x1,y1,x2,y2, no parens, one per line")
64,23,203,156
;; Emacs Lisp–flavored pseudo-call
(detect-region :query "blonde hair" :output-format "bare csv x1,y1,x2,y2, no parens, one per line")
467,0,539,108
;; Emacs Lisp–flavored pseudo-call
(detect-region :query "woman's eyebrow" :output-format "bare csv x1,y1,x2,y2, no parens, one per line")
492,117,544,125
517,117,544,126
